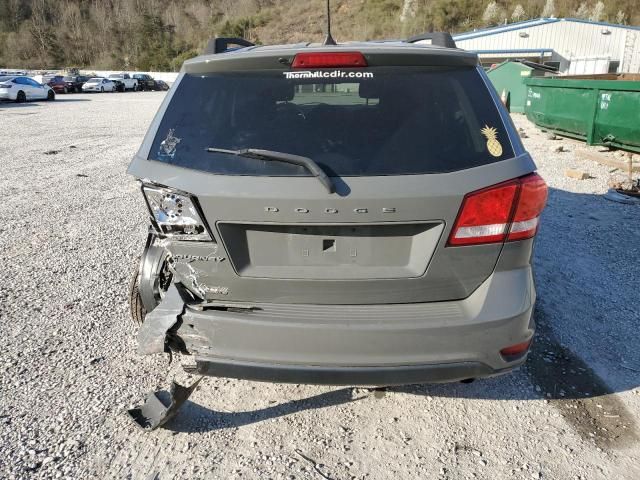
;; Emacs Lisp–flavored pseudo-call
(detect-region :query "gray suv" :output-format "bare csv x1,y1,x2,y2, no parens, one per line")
128,36,547,388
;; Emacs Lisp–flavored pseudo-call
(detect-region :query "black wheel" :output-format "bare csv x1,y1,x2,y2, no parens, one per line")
16,90,26,103
63,86,68,94
128,239,173,325
128,262,147,325
100,86,104,93
47,90,55,101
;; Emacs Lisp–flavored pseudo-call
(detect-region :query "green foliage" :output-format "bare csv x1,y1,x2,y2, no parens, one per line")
170,49,200,71
427,0,485,31
135,14,176,71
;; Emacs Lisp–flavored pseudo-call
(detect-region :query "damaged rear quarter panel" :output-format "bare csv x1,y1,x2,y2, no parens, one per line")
163,240,229,299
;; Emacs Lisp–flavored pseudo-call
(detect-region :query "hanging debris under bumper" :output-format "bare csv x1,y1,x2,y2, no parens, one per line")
128,377,203,430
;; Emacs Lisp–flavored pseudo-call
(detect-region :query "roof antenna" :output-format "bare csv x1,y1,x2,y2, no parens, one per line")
322,0,337,45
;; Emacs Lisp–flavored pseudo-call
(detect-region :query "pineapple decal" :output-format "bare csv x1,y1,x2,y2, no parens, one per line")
480,125,503,157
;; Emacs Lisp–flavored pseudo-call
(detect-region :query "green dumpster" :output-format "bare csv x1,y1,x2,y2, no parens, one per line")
487,61,554,113
524,77,640,153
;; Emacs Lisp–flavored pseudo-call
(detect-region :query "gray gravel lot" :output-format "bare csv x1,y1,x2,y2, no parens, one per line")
0,93,638,480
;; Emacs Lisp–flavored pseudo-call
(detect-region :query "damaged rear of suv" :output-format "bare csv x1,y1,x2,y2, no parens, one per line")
127,34,547,419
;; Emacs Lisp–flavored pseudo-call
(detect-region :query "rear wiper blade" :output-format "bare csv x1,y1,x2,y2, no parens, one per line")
205,147,335,194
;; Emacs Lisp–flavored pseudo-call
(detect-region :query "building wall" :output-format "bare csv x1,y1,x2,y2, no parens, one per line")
455,19,640,74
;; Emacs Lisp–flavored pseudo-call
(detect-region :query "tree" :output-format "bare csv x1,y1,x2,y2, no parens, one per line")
615,10,627,24
29,0,62,67
482,1,504,26
589,1,606,21
511,4,526,22
400,0,417,23
135,13,176,71
427,0,485,32
541,0,555,18
574,3,590,19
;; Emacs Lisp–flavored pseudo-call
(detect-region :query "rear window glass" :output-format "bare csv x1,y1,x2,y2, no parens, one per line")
150,66,514,176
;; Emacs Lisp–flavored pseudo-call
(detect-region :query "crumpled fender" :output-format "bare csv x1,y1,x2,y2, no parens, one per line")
137,284,185,355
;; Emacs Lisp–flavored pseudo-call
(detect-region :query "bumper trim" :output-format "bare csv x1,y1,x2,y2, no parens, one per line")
190,357,524,386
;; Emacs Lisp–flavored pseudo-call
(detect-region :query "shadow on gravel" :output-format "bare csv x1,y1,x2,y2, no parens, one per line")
0,98,89,108
526,305,638,449
0,101,40,108
51,98,91,102
164,387,364,433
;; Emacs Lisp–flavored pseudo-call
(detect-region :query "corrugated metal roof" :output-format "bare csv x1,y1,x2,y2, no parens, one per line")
454,17,640,41
473,49,553,54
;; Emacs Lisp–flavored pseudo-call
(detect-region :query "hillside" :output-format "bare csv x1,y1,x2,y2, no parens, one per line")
0,0,638,71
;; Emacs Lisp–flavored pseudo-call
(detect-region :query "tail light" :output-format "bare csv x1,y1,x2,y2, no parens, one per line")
507,174,548,241
291,52,367,68
142,185,212,241
448,173,547,247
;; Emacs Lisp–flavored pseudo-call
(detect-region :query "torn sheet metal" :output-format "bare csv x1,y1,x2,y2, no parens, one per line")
128,377,203,431
137,284,185,355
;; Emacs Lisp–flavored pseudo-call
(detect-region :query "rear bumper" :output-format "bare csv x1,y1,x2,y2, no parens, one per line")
190,358,521,386
162,267,535,385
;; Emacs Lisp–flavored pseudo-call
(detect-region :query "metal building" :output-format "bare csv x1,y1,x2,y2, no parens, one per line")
453,18,640,75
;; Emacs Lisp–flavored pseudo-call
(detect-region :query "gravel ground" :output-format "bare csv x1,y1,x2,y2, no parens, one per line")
0,93,638,480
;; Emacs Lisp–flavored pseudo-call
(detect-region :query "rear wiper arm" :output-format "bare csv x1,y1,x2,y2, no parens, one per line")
205,147,335,194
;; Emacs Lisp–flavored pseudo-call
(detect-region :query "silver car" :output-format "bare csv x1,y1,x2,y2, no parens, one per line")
128,37,547,392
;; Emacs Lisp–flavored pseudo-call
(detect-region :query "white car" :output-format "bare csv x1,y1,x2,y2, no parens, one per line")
82,77,116,93
0,76,55,102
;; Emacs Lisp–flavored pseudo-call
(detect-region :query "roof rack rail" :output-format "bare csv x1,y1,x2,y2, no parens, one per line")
204,37,255,55
405,32,456,49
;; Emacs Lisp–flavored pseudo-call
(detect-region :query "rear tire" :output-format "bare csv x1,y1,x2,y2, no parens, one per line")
47,90,55,101
16,91,26,103
128,261,147,325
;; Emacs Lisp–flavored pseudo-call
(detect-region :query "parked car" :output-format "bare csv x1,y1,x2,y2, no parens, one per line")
81,77,116,92
63,75,90,93
107,73,138,92
127,34,548,427
47,75,69,94
132,73,156,91
155,79,170,91
0,70,28,76
32,74,54,85
0,75,55,102
110,78,126,92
